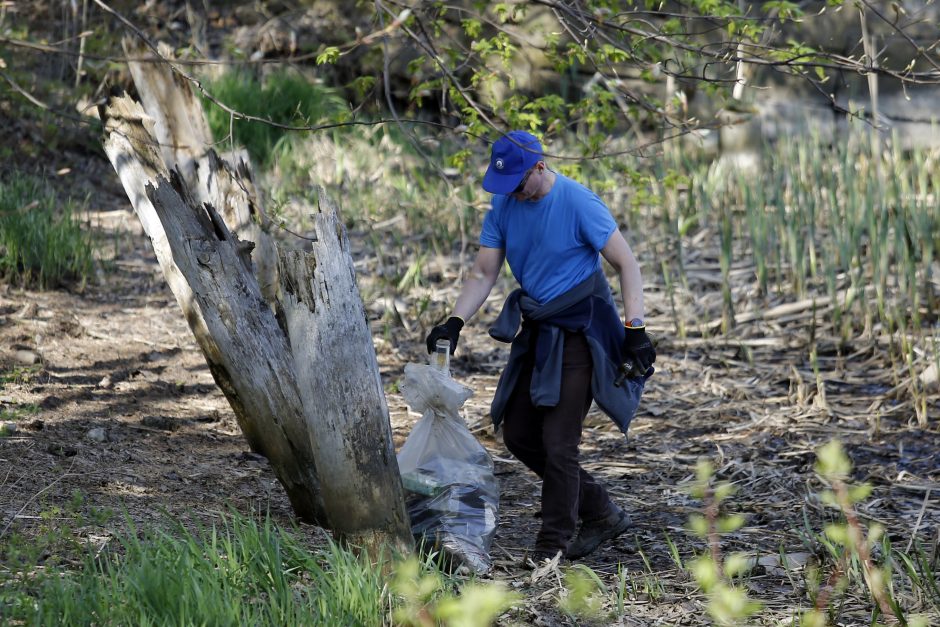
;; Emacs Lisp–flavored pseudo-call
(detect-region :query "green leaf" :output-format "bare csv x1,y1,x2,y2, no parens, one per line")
824,523,849,546
688,514,709,537
433,583,519,627
847,483,873,503
315,46,340,65
696,458,714,484
347,76,375,98
461,18,482,38
707,583,763,623
714,482,737,503
723,552,751,577
815,439,852,480
801,610,828,627
762,0,805,19
717,514,746,533
690,555,720,592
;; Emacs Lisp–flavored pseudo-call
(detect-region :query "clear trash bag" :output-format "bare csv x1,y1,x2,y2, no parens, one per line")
397,362,499,575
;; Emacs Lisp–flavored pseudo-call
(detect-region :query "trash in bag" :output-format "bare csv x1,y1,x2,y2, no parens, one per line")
397,346,499,575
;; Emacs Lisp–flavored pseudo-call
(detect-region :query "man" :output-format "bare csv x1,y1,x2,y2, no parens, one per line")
425,130,654,563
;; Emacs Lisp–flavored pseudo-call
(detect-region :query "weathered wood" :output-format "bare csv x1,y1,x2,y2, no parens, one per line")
123,39,212,186
123,38,278,303
102,95,327,524
102,92,414,551
277,189,412,551
198,150,279,302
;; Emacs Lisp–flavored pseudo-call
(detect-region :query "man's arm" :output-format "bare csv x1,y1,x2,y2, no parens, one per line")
600,230,645,323
452,246,505,322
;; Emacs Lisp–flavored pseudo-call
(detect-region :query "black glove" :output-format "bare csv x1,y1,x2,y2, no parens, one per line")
426,316,464,355
623,325,655,375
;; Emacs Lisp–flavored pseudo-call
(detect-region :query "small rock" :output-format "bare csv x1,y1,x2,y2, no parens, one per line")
0,422,16,436
86,427,109,443
97,375,113,389
40,396,63,410
54,316,85,337
192,410,221,423
13,349,41,365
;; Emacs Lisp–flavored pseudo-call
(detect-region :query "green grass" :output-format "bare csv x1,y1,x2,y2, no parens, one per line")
0,510,517,627
203,69,348,168
0,174,95,289
0,364,42,385
2,514,388,626
0,402,39,422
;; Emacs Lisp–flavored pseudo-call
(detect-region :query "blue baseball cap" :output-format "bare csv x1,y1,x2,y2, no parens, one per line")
482,131,543,194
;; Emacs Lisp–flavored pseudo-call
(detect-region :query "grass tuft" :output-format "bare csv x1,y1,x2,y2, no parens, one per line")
11,514,388,626
0,510,516,626
0,174,94,290
203,69,348,167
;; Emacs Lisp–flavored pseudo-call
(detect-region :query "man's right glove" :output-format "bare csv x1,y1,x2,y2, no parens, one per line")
425,316,464,355
623,320,655,376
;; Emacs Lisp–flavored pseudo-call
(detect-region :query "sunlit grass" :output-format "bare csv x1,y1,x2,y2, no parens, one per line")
0,174,94,290
203,69,348,168
0,511,518,626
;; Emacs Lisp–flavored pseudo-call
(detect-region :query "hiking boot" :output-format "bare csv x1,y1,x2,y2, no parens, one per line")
565,507,632,559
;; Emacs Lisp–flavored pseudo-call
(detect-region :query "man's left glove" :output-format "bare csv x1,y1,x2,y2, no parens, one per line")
425,316,464,355
623,322,655,376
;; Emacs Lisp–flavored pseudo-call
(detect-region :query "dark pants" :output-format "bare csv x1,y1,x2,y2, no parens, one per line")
501,331,615,552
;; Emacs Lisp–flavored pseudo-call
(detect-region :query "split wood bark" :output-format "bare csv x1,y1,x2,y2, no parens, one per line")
102,94,413,551
101,94,327,524
123,37,278,303
277,191,412,551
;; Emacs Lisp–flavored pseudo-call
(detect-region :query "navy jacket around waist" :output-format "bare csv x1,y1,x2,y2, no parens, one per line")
488,270,650,433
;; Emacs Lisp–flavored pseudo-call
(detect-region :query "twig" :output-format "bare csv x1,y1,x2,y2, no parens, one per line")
831,477,896,619
904,488,931,554
0,458,78,540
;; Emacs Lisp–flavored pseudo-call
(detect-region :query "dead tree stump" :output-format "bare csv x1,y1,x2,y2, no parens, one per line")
102,93,412,553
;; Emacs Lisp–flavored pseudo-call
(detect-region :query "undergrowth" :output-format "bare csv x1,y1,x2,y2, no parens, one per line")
0,173,94,289
0,510,517,626
1,446,936,625
202,69,348,168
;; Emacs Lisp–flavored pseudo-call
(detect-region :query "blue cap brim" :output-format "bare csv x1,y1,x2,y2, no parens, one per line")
482,168,525,194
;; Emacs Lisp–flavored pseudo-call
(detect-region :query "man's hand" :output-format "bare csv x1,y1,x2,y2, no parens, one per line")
623,325,655,375
425,317,465,354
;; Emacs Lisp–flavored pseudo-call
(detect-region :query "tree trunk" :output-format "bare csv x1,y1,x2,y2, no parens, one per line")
277,191,411,551
101,94,412,552
123,38,279,304
102,95,328,524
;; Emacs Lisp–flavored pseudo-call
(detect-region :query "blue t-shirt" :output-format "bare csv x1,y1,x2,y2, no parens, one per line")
480,173,617,304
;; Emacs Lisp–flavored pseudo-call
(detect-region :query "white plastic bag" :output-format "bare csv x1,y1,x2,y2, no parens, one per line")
397,363,499,574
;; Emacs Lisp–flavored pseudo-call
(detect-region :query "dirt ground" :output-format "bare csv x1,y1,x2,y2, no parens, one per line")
1,168,939,626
